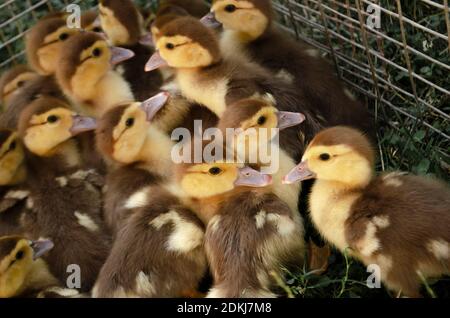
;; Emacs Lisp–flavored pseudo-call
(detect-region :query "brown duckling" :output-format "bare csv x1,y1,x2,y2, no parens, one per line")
56,32,135,117
81,9,103,33
93,94,207,297
25,17,81,76
0,130,28,237
177,157,304,297
0,66,39,109
0,236,57,298
209,0,375,139
146,16,322,161
99,0,163,101
283,126,450,297
17,97,110,292
160,0,210,19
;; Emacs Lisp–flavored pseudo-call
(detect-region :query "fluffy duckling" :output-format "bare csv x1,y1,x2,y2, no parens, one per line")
93,94,207,297
25,17,81,76
217,96,305,216
0,130,28,237
146,16,322,160
17,97,110,292
209,0,374,139
283,126,450,297
177,158,304,298
81,10,103,33
99,0,163,100
0,236,58,298
0,66,39,109
56,32,135,117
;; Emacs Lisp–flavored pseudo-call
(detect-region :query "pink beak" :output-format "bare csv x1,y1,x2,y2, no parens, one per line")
145,51,168,72
200,12,222,29
235,166,273,188
110,47,135,65
277,111,306,130
282,161,316,184
140,92,170,121
70,115,97,135
139,32,154,46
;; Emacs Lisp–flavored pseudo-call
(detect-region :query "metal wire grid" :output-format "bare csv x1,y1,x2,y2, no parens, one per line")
273,0,449,175
0,0,449,175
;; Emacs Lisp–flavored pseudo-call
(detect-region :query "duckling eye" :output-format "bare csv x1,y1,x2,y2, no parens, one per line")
125,118,135,128
92,48,102,57
257,116,267,125
224,4,237,12
15,250,24,260
166,43,175,50
93,27,102,33
59,33,69,41
47,115,59,123
17,80,25,88
9,141,16,151
319,153,331,161
209,167,222,175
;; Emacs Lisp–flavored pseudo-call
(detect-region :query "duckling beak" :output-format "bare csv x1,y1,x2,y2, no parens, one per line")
139,32,154,47
140,92,170,121
282,161,316,184
200,12,222,29
70,115,97,136
110,47,135,65
277,111,306,130
30,239,54,261
235,166,272,188
145,51,168,72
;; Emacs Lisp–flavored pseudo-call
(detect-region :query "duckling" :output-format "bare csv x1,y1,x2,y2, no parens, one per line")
99,0,163,101
177,158,304,297
209,0,375,139
56,32,135,117
146,16,322,161
81,10,103,33
283,126,450,297
0,236,58,298
160,0,210,19
25,17,81,76
217,97,305,216
93,94,207,297
0,66,39,109
0,130,28,237
17,96,110,292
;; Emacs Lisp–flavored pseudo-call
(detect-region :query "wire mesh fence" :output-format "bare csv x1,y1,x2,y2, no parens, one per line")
0,0,449,178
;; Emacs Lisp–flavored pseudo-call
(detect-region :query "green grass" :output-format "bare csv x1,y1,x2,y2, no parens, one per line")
0,0,448,298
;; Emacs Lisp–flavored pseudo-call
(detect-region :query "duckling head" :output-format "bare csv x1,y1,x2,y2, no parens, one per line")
0,130,25,186
145,16,221,72
99,0,143,46
96,92,170,164
56,32,135,96
219,96,305,156
0,236,54,298
210,0,273,40
149,5,190,45
18,96,97,157
81,10,103,33
283,126,375,188
26,17,80,75
178,161,272,199
0,66,39,108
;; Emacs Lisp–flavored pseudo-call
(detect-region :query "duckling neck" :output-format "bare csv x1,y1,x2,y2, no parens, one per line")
21,259,59,295
47,139,82,169
9,164,27,186
137,126,174,179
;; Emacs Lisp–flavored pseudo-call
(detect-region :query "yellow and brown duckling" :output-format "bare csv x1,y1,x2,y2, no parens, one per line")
0,130,28,237
25,16,81,76
146,16,322,161
0,66,39,109
208,0,375,139
177,155,304,298
17,96,110,292
283,126,450,297
99,0,163,101
56,31,135,117
0,236,58,298
93,93,207,297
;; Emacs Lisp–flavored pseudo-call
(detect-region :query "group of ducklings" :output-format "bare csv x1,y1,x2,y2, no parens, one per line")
0,0,448,298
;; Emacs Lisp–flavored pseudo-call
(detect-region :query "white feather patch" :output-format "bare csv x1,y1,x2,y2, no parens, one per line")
427,239,449,260
74,211,99,232
5,190,29,200
124,187,150,209
135,271,156,296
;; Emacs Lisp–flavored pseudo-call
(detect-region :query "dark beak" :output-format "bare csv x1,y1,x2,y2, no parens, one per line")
110,47,135,65
145,51,168,72
282,161,316,184
140,92,170,121
277,111,306,130
30,239,54,261
200,12,222,29
70,115,97,135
